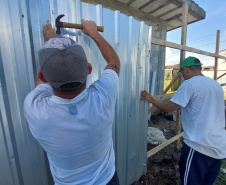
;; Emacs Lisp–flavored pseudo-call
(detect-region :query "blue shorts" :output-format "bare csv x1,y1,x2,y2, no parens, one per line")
107,171,120,185
179,142,222,185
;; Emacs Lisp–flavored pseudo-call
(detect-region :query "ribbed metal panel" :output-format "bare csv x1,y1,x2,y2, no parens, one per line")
0,0,152,184
0,49,20,185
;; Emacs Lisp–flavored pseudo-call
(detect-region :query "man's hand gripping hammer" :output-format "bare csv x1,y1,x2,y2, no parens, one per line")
55,14,104,34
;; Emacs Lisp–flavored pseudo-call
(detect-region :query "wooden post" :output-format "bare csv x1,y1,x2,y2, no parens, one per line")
180,3,188,64
175,3,188,149
175,109,182,148
214,30,220,80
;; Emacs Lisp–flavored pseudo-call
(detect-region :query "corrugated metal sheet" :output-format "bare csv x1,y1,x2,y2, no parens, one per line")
0,0,152,184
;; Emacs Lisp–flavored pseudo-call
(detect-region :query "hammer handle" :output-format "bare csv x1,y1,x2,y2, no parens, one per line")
63,22,104,32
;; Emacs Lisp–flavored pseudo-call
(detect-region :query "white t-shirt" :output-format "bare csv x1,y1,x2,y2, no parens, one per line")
171,75,226,159
24,69,118,185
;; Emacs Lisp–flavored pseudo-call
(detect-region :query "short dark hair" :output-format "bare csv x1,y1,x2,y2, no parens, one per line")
60,82,83,91
52,83,86,94
186,65,202,71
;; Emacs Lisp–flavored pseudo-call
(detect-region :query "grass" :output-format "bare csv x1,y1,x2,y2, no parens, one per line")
167,160,226,185
214,160,226,185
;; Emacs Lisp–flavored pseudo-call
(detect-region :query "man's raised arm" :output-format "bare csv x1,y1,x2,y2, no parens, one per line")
81,19,120,75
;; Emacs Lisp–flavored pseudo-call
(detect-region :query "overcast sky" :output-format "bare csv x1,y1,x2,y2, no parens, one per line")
165,0,226,66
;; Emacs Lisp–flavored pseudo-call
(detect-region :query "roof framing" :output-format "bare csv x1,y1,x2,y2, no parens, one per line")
81,0,205,31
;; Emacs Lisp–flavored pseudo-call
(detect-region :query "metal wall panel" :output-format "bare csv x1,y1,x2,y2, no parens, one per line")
0,0,152,184
0,49,20,185
0,0,49,184
150,25,167,95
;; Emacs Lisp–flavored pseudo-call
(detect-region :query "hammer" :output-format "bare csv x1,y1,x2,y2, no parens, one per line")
55,14,104,34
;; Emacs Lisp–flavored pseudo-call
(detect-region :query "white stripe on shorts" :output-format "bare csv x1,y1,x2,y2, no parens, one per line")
184,148,195,185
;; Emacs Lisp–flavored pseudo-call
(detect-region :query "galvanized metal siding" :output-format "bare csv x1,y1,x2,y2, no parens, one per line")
0,0,49,184
0,49,21,185
150,26,167,95
0,0,152,184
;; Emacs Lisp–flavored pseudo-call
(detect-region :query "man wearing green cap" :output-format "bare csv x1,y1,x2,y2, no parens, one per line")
141,56,226,185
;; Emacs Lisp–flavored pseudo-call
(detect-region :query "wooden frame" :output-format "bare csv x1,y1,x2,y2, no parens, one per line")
214,30,220,80
151,38,226,60
147,132,183,158
217,72,226,80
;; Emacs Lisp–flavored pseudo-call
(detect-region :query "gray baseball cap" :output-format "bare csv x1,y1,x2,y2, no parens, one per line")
39,36,89,91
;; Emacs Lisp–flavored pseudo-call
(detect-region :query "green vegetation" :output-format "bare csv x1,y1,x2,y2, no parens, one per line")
222,160,226,169
214,160,226,185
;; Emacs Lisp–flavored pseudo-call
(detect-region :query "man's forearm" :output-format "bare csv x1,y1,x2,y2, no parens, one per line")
151,99,179,114
151,99,170,113
81,19,120,74
141,90,180,113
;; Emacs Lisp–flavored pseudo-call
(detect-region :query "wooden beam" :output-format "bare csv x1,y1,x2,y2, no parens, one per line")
181,3,188,50
165,13,182,22
175,108,182,148
214,30,220,80
141,0,169,13
148,73,181,114
138,0,155,10
148,2,172,14
81,0,174,28
127,0,137,5
203,69,226,72
175,3,188,149
217,72,226,80
175,17,182,23
158,6,180,18
147,132,183,158
151,37,226,60
160,7,183,20
188,8,205,20
170,0,185,8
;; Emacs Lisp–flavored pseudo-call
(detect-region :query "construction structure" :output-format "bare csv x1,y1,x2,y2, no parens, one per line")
202,49,226,93
1,0,224,185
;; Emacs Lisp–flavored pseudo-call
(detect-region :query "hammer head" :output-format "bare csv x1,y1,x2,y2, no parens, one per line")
55,14,65,34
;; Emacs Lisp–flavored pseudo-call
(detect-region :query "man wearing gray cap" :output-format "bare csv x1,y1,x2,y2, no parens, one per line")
24,19,120,185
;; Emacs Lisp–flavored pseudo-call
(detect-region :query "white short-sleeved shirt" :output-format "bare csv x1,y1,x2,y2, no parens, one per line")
171,75,226,159
24,69,118,185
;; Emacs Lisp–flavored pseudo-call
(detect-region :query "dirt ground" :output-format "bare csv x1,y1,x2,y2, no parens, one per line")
132,113,182,185
131,114,226,185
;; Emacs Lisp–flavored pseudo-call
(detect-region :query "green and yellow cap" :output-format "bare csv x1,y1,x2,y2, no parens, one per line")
179,56,202,72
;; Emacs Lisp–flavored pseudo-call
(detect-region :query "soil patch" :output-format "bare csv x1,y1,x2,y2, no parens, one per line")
132,113,181,185
131,113,226,185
